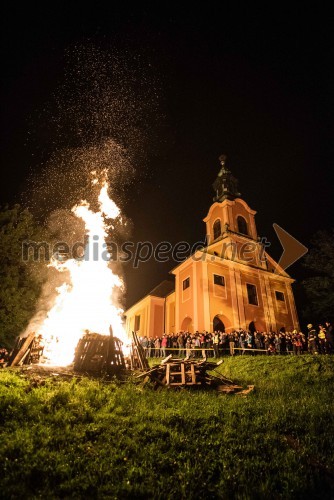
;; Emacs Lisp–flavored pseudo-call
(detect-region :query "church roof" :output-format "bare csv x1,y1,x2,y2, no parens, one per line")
125,279,175,314
148,279,175,297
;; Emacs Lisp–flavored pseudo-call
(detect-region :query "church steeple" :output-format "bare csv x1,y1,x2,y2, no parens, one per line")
213,155,241,202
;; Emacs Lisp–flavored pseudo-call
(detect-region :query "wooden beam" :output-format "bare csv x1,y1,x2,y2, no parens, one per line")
9,331,36,367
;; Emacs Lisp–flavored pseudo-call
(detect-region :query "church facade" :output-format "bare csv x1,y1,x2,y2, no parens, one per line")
125,157,300,337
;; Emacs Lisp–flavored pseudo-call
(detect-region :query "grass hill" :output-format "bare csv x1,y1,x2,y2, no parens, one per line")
0,355,333,498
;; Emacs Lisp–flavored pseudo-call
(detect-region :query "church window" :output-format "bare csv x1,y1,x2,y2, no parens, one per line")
183,277,190,290
134,315,141,331
237,216,248,235
246,283,258,306
214,274,225,286
213,219,221,240
275,291,285,302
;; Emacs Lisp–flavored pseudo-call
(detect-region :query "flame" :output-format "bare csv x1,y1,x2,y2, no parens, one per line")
37,172,128,366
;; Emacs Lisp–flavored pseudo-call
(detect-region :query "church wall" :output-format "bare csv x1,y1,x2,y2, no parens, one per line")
205,199,258,243
207,204,223,243
206,261,233,331
210,236,264,268
165,292,176,333
231,200,257,239
125,296,151,338
153,302,164,338
268,279,296,332
239,270,267,332
125,295,166,338
148,296,165,338
195,261,205,331
178,263,194,332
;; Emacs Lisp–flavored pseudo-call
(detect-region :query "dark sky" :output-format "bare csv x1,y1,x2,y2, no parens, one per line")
1,4,333,308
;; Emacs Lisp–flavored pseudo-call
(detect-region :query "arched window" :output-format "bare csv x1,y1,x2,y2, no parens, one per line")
213,219,221,240
237,216,248,235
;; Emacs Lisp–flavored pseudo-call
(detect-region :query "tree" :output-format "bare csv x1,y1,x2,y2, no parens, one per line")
0,205,48,348
302,229,334,323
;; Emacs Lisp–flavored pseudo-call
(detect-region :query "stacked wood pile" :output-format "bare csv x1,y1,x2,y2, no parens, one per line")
129,331,150,371
73,327,125,376
8,332,44,367
136,356,254,394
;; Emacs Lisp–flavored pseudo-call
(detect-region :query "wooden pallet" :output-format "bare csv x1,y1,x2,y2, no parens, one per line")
8,332,44,367
130,331,150,371
73,326,125,375
136,357,254,394
166,362,202,386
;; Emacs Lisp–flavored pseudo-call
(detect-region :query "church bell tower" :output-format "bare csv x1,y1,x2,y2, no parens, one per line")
213,154,241,202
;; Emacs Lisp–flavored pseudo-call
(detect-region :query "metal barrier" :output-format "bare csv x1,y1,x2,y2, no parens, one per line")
141,346,276,356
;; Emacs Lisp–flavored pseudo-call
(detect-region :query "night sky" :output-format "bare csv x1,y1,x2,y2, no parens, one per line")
1,5,333,308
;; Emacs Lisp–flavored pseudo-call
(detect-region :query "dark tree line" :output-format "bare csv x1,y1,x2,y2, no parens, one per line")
0,205,48,348
301,229,334,324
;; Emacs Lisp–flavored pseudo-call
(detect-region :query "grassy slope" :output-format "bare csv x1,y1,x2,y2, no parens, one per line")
0,356,333,499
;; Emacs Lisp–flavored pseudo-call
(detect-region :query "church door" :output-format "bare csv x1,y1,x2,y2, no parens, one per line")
213,315,225,333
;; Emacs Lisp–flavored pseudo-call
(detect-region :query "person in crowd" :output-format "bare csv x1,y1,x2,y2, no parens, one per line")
177,333,184,357
141,336,149,357
274,333,281,354
192,333,200,358
239,330,246,354
280,333,286,354
307,324,317,354
308,327,317,354
267,343,276,355
293,333,303,355
161,335,167,358
206,333,213,357
148,338,155,357
213,332,220,358
154,337,161,357
171,335,178,355
185,336,192,358
318,325,326,354
325,321,334,353
286,333,293,354
200,332,206,359
263,333,271,354
255,331,262,352
245,331,253,350
228,332,235,356
0,347,9,367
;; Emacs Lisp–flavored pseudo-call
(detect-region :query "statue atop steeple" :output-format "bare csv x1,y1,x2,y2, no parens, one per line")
213,155,241,202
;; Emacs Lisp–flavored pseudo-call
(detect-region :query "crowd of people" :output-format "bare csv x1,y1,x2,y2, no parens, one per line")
1,322,333,367
138,321,334,358
0,347,9,367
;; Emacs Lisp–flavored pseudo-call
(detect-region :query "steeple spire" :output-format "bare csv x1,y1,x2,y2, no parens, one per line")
213,155,241,202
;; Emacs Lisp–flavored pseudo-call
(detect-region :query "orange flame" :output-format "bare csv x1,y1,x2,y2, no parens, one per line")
37,172,127,365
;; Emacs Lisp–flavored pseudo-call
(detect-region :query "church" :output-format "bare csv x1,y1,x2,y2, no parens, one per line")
124,156,300,337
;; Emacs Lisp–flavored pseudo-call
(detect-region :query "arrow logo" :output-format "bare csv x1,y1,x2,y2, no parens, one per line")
273,223,308,272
